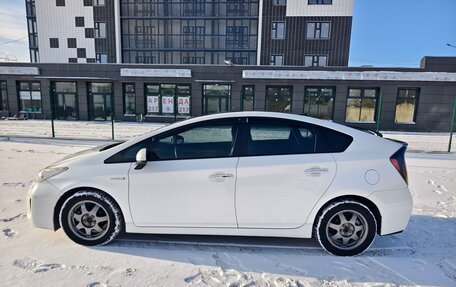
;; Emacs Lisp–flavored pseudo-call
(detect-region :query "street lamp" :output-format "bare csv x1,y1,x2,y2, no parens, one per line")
224,59,234,66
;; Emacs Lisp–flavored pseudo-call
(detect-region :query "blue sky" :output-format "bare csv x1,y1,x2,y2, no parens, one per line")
0,0,455,67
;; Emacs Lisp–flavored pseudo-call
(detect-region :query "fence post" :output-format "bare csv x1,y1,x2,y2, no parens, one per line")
110,88,115,140
49,85,55,138
376,92,384,132
448,96,456,152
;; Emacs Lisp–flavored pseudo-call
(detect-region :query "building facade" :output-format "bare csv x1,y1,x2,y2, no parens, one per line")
26,0,353,66
0,57,455,132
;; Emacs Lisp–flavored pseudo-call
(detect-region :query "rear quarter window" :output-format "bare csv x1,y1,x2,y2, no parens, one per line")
316,126,353,153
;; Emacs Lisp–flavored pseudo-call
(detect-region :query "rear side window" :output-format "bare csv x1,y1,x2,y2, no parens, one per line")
316,126,353,153
243,117,352,157
246,123,316,156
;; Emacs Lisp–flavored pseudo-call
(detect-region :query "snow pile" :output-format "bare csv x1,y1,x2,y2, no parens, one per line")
0,138,455,286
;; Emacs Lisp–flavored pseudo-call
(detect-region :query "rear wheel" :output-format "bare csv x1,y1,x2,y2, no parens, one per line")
59,190,123,246
317,201,377,256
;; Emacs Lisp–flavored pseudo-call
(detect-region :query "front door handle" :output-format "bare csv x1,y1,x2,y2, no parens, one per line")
209,173,234,182
305,167,328,177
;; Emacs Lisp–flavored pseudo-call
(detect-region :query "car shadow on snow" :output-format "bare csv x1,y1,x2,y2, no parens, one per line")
92,215,456,286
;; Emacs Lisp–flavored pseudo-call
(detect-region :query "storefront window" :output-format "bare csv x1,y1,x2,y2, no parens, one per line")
304,87,335,120
265,86,292,113
203,84,231,115
145,84,191,116
123,83,136,115
345,88,379,122
0,81,7,111
54,82,78,120
395,88,419,124
18,81,42,113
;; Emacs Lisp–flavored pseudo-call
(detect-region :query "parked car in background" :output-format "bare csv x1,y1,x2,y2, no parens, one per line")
27,112,412,256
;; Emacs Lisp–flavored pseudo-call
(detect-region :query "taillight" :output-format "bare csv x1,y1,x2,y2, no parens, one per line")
390,146,408,184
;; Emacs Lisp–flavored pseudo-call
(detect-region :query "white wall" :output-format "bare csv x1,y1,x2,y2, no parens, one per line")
286,0,354,17
36,1,95,63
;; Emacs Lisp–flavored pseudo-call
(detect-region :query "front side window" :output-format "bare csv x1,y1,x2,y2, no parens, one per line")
123,83,136,115
270,54,284,66
241,85,254,111
345,88,379,123
0,81,7,111
94,22,106,38
304,55,327,67
265,86,292,113
18,81,41,113
272,22,285,39
304,87,335,120
395,88,419,124
306,22,330,39
106,120,239,163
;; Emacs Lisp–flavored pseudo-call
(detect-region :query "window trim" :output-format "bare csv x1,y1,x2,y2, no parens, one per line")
394,87,420,124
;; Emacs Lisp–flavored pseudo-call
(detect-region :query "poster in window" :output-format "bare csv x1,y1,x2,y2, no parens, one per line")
19,91,30,99
147,96,159,113
31,91,41,100
178,96,190,114
162,96,174,114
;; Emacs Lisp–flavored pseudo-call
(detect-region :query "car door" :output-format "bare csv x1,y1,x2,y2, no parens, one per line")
128,119,240,228
235,118,337,229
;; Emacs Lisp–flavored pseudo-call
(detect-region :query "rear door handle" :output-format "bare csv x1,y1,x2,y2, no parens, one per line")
209,173,234,182
305,167,328,177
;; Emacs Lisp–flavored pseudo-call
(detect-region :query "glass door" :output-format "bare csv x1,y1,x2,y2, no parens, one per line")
203,84,231,115
89,83,113,121
54,82,78,120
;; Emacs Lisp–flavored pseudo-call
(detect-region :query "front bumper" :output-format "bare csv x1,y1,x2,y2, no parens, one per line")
27,180,62,230
368,186,413,235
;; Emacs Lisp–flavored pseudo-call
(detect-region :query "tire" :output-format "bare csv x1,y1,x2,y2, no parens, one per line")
59,190,123,246
316,201,377,256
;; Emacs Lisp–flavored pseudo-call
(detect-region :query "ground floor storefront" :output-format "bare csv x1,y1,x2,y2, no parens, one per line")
0,58,455,131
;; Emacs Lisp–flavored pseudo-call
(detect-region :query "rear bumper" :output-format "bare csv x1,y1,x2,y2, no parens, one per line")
27,180,61,230
368,186,413,235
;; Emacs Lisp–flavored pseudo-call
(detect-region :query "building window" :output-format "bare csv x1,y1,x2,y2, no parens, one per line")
345,88,379,123
0,81,8,111
273,0,287,5
83,0,93,6
304,55,327,67
241,85,254,111
395,88,420,124
226,26,249,49
56,0,65,7
308,0,332,4
94,22,106,38
304,87,335,120
67,38,76,48
272,22,285,39
123,83,136,116
266,86,292,113
270,54,284,66
18,81,42,113
69,58,78,63
85,28,94,38
75,17,85,27
146,84,191,116
203,84,231,115
306,22,330,39
182,26,205,49
54,82,78,120
94,0,105,6
87,58,96,63
49,38,59,48
96,53,108,63
77,48,86,58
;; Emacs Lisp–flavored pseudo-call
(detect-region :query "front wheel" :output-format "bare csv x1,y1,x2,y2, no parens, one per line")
59,190,123,246
316,201,377,256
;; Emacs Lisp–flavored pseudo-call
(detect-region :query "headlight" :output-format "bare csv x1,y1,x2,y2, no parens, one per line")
36,167,69,182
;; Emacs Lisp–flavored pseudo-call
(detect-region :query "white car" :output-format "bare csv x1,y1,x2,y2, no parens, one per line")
27,112,412,256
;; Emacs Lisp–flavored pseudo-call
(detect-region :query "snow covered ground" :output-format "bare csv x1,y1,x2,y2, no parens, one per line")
0,137,455,286
0,119,454,152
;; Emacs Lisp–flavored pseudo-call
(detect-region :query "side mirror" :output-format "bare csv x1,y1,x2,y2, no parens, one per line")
134,148,147,170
